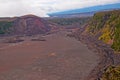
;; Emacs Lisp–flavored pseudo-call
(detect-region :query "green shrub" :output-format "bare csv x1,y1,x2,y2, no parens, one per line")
101,66,120,80
0,21,13,34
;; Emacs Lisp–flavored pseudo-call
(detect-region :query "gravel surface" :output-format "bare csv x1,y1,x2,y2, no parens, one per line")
0,31,99,80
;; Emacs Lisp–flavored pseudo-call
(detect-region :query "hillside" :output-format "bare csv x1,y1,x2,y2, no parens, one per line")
48,17,90,26
47,17,90,30
48,12,94,18
87,10,120,52
84,10,120,80
0,15,50,36
70,10,120,79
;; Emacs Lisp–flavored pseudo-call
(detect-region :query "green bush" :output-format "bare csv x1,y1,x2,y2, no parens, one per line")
0,21,13,34
111,21,120,52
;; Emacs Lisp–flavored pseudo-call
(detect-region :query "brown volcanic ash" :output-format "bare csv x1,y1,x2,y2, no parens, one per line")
13,15,50,35
0,31,99,80
0,15,51,35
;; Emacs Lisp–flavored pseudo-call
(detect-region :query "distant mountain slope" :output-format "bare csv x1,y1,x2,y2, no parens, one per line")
48,12,94,18
0,15,50,35
48,3,120,17
86,10,120,52
48,17,90,26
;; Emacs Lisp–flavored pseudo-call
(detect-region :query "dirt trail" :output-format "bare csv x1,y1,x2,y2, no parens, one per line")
0,31,99,80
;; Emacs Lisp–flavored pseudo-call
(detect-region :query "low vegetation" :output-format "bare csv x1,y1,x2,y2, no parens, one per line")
86,10,120,79
0,21,13,34
48,17,90,26
87,10,120,52
101,66,120,80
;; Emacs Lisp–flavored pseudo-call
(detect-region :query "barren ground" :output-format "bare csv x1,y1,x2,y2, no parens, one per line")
0,31,99,80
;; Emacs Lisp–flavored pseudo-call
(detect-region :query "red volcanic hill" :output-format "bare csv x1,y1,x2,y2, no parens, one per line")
0,15,50,35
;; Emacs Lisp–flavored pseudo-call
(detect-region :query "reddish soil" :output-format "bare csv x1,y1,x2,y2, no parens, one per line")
0,31,99,80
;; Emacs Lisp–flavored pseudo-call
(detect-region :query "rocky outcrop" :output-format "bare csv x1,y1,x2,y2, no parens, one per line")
69,26,114,80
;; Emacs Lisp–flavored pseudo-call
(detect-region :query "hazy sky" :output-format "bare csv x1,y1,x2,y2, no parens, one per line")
0,0,120,17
